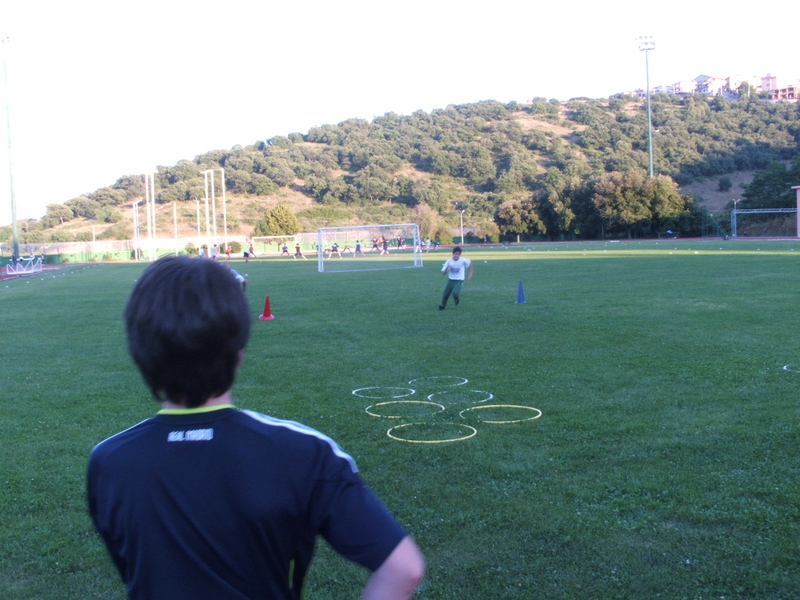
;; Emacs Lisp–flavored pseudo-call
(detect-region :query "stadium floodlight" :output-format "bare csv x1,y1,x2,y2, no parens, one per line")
202,170,211,253
202,168,227,246
132,201,141,260
637,35,655,177
2,34,20,261
143,172,157,261
457,205,466,244
317,223,423,273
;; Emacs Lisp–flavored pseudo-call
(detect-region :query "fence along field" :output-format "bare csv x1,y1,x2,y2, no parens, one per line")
2,239,800,599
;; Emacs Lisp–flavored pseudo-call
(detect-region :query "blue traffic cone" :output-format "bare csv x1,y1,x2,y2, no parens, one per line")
515,281,526,304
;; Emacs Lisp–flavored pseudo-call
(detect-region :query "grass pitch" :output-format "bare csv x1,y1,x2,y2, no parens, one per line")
2,239,800,599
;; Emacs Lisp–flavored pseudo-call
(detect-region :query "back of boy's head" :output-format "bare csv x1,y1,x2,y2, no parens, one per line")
125,255,251,408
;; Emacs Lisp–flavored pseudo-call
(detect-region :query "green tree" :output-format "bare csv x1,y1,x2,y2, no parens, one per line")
96,206,123,223
49,230,75,242
42,203,75,228
91,187,127,206
254,204,300,236
412,203,443,239
742,156,800,208
592,171,653,238
113,175,146,200
65,197,101,219
495,196,546,237
248,174,278,196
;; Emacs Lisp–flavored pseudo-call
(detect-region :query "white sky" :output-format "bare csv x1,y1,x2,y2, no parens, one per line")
1,0,798,221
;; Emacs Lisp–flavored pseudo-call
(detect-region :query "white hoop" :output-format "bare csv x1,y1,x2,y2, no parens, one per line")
427,390,493,404
408,376,468,387
352,387,415,399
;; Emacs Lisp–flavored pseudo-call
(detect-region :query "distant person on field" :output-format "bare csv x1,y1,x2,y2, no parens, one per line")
212,244,218,261
328,243,342,258
294,243,307,260
281,244,290,257
87,256,424,600
355,240,365,256
249,244,257,258
439,246,473,310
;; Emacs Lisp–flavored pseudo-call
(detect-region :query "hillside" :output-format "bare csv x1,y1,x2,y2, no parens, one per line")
3,94,799,243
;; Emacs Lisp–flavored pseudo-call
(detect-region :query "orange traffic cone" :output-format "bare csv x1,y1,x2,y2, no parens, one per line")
259,296,275,320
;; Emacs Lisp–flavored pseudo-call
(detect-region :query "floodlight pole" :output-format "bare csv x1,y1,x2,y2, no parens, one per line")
132,200,141,260
2,34,20,261
202,170,211,254
144,173,154,261
638,35,655,177
149,172,156,259
731,199,740,237
218,168,227,246
459,209,465,245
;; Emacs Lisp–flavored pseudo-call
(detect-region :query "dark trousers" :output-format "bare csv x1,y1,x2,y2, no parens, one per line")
441,278,464,306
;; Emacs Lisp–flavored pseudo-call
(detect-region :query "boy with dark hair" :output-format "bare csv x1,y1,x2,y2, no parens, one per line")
87,255,424,600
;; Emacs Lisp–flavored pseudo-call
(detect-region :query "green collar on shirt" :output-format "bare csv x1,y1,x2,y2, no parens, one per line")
158,404,236,415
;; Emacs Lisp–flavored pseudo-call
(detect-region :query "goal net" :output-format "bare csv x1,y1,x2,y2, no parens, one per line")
251,235,298,255
317,223,423,273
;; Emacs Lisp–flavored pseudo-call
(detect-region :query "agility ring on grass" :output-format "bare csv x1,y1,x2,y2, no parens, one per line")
427,390,493,405
365,401,446,419
386,422,478,444
352,387,415,399
408,376,468,387
459,405,542,424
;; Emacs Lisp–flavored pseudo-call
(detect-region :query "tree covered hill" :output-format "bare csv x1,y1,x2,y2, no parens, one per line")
4,94,800,244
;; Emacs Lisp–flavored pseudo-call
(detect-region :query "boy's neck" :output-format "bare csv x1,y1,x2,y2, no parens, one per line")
162,390,234,410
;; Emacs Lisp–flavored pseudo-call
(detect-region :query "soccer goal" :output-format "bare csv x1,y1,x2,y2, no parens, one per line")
251,235,297,255
317,223,423,273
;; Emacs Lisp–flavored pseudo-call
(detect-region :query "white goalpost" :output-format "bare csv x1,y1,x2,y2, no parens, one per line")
317,223,423,273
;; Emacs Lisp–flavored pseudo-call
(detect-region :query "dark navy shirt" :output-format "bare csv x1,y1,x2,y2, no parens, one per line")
88,406,406,600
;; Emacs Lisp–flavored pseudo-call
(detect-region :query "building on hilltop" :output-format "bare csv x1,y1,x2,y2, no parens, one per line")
623,71,798,103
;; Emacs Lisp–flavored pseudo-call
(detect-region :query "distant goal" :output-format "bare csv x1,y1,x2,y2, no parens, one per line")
251,235,297,255
317,224,423,273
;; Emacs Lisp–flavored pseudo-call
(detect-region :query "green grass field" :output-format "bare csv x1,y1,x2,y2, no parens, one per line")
2,239,800,599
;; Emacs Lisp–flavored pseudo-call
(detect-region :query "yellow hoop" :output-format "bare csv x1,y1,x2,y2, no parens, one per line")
459,405,542,424
365,400,446,419
386,422,477,444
